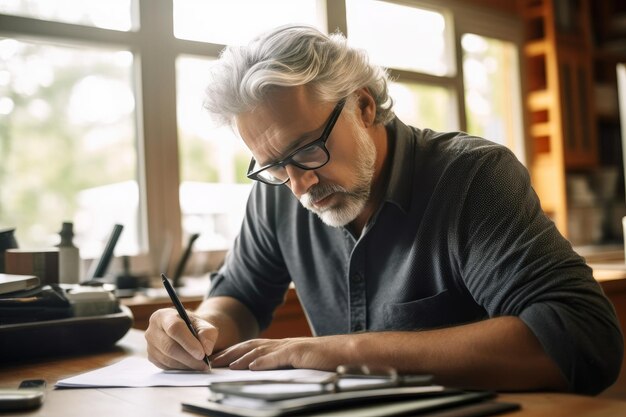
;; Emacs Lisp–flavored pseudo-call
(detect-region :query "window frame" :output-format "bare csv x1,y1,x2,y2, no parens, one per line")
0,0,525,274
340,0,525,162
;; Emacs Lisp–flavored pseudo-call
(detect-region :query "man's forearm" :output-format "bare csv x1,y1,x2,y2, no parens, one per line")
349,316,568,391
194,296,260,351
212,315,569,392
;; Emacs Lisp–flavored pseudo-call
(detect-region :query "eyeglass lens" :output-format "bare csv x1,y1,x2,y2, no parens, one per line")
255,144,328,183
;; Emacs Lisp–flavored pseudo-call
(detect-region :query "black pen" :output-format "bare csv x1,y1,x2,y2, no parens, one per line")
161,273,212,371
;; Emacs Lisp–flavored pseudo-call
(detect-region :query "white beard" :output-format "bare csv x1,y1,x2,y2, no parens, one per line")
300,121,376,227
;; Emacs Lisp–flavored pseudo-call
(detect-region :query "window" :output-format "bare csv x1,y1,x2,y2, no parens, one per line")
0,0,134,30
346,0,451,76
0,38,139,257
173,0,324,45
173,2,325,252
0,1,524,274
346,0,525,163
389,81,457,132
462,33,524,158
176,56,252,251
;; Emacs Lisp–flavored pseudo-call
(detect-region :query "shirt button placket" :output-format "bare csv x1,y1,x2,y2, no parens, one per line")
349,268,366,333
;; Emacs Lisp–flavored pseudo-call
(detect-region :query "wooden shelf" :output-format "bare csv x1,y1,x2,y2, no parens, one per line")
524,40,548,57
521,5,545,19
521,0,598,236
530,121,552,137
527,90,553,110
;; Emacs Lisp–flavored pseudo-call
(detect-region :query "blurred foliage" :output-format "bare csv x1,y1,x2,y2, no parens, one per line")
0,39,136,247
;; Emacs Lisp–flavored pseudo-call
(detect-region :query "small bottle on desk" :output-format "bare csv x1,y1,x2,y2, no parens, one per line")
58,222,80,284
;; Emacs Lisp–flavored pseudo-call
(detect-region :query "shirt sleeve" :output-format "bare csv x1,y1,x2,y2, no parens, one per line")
208,183,291,331
455,147,623,395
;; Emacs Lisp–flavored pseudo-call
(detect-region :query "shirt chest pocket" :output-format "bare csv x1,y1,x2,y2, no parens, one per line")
383,289,482,330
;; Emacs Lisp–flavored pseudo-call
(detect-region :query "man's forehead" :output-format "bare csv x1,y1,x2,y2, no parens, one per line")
235,89,331,162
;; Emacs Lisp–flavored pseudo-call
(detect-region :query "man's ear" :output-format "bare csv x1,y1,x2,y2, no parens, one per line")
355,87,376,127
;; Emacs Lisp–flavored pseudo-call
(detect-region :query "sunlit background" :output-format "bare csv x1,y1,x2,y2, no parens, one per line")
0,0,523,267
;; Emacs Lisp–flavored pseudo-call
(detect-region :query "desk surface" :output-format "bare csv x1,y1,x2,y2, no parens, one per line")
1,329,625,416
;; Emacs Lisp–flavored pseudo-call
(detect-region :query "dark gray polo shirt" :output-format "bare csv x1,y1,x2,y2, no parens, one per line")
209,117,623,395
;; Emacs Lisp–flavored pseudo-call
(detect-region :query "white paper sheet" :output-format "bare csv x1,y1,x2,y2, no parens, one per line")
55,357,334,388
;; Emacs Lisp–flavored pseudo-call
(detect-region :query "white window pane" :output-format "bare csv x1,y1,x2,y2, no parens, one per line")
390,81,457,132
0,38,140,257
173,0,325,45
0,0,134,31
462,33,525,163
176,55,252,251
346,0,451,76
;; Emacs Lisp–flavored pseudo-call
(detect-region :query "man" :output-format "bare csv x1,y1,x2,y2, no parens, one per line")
146,25,623,395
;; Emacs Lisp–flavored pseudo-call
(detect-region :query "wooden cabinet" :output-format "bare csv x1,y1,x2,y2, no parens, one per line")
520,0,626,245
520,0,598,235
591,0,626,168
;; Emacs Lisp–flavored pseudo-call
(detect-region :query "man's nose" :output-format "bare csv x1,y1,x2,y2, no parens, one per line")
285,164,318,198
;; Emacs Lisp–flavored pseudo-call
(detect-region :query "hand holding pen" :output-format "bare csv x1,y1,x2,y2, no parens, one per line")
161,273,212,371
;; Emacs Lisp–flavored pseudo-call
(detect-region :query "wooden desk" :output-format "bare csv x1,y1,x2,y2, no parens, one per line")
123,276,626,400
122,287,312,339
590,266,626,400
1,329,625,416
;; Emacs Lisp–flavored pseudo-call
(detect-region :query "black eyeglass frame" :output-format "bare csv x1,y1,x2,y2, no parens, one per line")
246,98,347,185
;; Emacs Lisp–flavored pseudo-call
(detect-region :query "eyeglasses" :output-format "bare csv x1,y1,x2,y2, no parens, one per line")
207,364,434,401
246,98,346,185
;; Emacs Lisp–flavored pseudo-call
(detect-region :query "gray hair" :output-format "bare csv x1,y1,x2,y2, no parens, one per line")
203,25,394,127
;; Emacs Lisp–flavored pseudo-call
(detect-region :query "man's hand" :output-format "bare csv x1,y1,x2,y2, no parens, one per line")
211,336,351,371
208,317,568,392
145,308,217,371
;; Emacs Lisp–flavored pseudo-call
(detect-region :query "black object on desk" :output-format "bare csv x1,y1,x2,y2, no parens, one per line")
114,256,149,298
0,304,133,362
161,273,211,369
183,363,521,417
85,224,124,282
0,228,18,273
183,387,519,417
0,379,46,411
171,233,200,287
0,284,72,325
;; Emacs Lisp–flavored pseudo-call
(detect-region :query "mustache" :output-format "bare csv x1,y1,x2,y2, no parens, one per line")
300,183,346,206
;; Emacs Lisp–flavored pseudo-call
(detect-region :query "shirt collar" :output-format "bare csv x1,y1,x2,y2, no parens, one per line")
382,117,416,214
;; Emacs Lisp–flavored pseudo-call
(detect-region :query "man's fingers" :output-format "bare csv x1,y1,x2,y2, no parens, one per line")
227,345,271,369
209,337,332,371
151,331,208,370
211,339,263,367
248,350,287,370
162,310,211,360
145,308,216,370
211,339,291,370
161,311,200,356
191,315,218,357
147,343,193,370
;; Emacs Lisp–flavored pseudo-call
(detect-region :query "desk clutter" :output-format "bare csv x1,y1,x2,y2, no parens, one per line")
0,222,135,361
0,279,121,324
54,356,520,417
183,365,521,417
0,223,126,289
0,281,133,362
183,387,519,417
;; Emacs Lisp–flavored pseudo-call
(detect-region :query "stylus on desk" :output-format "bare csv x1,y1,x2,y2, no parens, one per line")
161,273,212,371
87,224,124,281
171,233,200,287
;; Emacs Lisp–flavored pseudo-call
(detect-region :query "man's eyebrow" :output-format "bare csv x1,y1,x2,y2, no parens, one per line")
262,125,324,166
283,128,321,155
